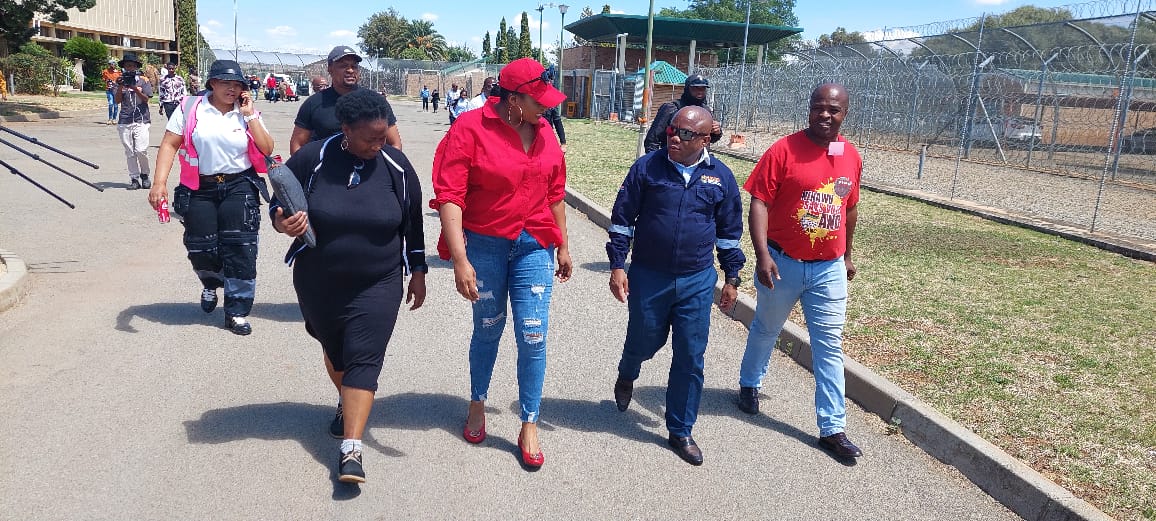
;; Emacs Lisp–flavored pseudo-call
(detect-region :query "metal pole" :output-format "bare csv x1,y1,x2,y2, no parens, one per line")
636,0,655,158
1091,0,1143,232
233,0,238,58
952,16,988,200
1026,52,1059,167
735,0,752,134
906,61,928,151
0,159,76,209
1110,48,1148,180
537,6,545,64
557,5,569,88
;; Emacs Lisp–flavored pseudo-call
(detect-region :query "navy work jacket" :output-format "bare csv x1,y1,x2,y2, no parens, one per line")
606,149,746,278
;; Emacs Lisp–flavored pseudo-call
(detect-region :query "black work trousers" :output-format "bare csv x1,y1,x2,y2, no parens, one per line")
174,175,262,317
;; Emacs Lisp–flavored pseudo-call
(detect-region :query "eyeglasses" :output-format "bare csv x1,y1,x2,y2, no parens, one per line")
513,66,556,93
348,160,365,189
666,126,706,141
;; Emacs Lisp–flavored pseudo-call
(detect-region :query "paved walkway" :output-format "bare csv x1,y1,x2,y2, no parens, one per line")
0,99,1019,519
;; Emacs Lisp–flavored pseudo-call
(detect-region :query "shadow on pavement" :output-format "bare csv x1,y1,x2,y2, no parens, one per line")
94,181,132,190
115,301,303,332
580,261,612,274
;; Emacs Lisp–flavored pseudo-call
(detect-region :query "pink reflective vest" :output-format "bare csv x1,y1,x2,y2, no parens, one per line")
176,95,268,190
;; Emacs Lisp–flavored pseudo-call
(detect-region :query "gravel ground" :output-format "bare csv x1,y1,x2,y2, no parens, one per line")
725,130,1156,242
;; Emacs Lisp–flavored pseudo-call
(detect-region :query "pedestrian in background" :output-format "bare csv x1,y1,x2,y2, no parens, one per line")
420,85,430,111
430,58,572,470
431,88,440,112
290,46,402,154
158,62,187,119
607,105,745,466
736,82,864,460
102,62,120,124
146,59,273,336
543,105,566,154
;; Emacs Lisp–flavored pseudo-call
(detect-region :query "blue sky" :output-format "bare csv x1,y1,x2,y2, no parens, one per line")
196,0,1079,57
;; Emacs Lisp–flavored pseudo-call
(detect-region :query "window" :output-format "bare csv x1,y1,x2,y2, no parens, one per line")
100,35,118,45
55,29,72,40
78,32,94,40
129,38,143,48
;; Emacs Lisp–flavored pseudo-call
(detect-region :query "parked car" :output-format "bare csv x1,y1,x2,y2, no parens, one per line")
1121,127,1156,154
296,79,310,97
970,116,1043,148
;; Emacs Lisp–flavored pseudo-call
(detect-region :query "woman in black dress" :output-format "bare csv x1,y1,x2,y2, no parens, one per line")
271,88,427,484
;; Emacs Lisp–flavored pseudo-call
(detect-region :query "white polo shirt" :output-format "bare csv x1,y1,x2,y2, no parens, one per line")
165,94,264,175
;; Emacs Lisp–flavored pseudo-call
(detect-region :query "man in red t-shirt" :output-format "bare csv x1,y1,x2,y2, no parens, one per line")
737,83,865,459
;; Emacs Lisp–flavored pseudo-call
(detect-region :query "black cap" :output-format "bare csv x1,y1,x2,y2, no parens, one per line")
685,74,710,88
327,46,362,65
118,53,143,68
205,60,247,90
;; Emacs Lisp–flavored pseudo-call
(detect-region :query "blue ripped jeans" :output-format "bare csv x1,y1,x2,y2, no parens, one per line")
465,229,555,423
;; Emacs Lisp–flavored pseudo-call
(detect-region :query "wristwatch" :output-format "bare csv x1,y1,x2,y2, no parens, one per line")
725,276,742,288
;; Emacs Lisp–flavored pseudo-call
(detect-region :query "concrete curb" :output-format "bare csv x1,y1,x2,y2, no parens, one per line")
0,249,31,314
563,186,1113,521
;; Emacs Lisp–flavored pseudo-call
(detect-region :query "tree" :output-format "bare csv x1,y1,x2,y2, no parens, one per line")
496,18,509,63
62,36,106,90
659,0,800,59
505,27,517,61
445,44,477,62
482,31,491,61
0,0,96,55
573,6,596,46
966,5,1072,30
406,19,447,61
358,9,410,58
602,5,611,13
817,27,865,48
518,12,533,59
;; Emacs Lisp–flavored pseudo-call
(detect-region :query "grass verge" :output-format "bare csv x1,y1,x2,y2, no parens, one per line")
564,118,1156,521
0,92,107,117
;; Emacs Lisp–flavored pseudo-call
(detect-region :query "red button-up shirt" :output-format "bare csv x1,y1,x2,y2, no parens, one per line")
430,98,567,258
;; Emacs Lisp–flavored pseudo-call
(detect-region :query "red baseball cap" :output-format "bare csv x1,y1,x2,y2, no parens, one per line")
499,58,567,108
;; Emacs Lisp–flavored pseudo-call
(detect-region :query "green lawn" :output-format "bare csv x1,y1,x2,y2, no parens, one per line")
564,119,1156,521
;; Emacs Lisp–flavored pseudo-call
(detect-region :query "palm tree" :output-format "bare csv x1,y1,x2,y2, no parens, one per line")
407,20,448,61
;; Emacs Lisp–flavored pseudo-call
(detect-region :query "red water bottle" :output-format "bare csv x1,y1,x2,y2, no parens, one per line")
158,197,170,223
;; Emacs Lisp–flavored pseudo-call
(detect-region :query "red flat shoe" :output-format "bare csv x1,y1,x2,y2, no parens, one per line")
517,433,544,468
463,419,486,444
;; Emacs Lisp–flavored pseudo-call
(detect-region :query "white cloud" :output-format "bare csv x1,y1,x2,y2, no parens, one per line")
421,13,439,22
329,29,355,38
610,9,625,14
861,28,921,42
266,25,297,38
205,19,222,27
470,36,482,43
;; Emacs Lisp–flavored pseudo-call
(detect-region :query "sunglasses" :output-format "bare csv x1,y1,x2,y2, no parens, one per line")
666,125,706,141
513,66,556,93
348,159,365,189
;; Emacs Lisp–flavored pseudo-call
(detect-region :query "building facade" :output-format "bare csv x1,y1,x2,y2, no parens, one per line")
30,0,178,64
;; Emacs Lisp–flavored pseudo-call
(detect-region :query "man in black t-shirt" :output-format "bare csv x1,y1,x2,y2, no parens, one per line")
290,46,401,154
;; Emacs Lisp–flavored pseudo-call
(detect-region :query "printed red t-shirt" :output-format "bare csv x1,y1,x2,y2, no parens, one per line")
743,130,861,261
430,97,567,259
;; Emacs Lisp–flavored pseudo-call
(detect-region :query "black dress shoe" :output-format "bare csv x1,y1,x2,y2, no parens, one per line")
738,386,760,414
613,377,633,412
226,316,252,336
818,432,863,458
667,434,703,466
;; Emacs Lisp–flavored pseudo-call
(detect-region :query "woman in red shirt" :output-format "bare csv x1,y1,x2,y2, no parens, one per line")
431,58,572,469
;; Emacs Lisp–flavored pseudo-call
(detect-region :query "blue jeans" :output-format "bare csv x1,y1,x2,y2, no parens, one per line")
617,264,716,437
739,247,849,437
106,89,118,120
465,229,555,423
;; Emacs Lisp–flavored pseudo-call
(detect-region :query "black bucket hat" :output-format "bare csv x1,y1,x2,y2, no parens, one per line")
205,60,247,90
118,53,143,68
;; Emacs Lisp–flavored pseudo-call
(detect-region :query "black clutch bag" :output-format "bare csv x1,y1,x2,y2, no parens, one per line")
267,160,317,248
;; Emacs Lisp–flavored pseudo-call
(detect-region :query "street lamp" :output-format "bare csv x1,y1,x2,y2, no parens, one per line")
557,4,568,90
537,5,546,64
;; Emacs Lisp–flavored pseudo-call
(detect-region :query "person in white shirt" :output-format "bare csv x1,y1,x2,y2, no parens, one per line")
146,60,275,336
464,77,495,113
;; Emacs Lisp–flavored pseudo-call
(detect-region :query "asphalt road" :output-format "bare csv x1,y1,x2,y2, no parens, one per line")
0,95,1020,520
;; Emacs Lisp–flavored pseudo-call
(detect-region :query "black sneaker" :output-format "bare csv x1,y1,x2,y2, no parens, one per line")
140,174,151,189
338,450,365,483
127,178,141,190
329,404,344,439
738,387,760,415
200,288,218,313
226,315,251,336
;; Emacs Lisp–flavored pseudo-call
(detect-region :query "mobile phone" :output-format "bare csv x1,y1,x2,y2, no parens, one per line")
240,93,249,106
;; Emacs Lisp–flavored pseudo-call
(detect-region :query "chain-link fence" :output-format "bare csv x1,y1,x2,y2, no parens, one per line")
588,3,1156,242
704,6,1155,240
